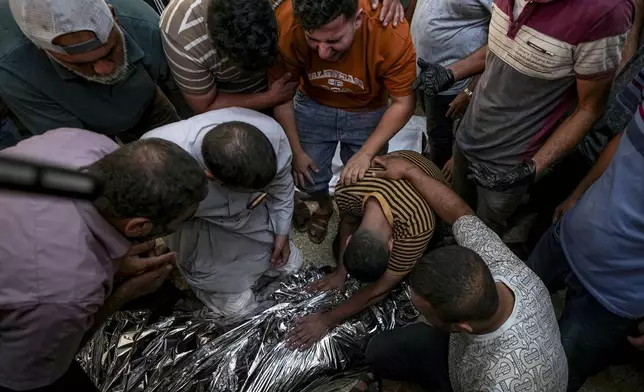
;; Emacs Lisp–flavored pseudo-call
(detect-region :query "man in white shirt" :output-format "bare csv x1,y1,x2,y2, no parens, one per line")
142,108,301,316
364,154,567,392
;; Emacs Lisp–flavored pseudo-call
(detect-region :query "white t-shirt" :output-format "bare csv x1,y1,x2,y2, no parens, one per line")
448,216,568,392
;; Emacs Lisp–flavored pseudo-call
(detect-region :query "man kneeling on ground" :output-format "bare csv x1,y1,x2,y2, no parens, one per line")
142,108,301,317
286,151,444,349
0,129,207,392
364,155,567,392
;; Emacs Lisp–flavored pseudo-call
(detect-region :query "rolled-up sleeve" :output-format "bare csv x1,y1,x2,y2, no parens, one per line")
265,131,294,236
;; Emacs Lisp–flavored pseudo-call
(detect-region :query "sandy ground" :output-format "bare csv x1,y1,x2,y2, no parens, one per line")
292,203,644,392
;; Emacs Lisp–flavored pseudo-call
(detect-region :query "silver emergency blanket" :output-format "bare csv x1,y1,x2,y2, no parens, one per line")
78,269,419,392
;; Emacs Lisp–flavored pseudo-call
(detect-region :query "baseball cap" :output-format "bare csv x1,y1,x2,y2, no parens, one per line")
9,0,115,55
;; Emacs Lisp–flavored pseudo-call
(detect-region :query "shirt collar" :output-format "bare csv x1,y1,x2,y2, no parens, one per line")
73,200,131,260
50,29,145,81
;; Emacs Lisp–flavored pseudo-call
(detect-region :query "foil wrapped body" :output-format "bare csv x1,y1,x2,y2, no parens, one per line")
79,270,419,392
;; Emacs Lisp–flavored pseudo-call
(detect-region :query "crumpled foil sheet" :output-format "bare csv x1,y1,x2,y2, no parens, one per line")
78,269,418,392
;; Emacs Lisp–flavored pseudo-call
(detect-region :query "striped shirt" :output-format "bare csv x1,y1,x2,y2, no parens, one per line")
456,0,633,171
160,0,284,96
335,151,445,276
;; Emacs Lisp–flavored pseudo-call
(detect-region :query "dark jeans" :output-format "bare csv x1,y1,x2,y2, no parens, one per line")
451,144,528,237
527,223,640,391
0,361,97,392
366,323,452,392
420,93,456,169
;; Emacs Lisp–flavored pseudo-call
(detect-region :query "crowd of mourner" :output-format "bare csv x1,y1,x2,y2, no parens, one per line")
0,0,642,391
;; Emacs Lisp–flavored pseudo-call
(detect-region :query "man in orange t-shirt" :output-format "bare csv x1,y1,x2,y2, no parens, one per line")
270,0,416,244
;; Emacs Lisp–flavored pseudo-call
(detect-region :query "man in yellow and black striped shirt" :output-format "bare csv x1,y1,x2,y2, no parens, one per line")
336,150,444,277
287,150,446,350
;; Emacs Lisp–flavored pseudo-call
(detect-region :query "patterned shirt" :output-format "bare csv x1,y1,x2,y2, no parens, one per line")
335,151,444,276
160,0,284,96
456,0,634,171
449,216,567,392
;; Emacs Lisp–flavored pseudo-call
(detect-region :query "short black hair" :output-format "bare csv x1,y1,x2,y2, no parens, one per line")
343,228,390,282
410,246,499,323
208,0,278,71
201,121,277,190
87,138,208,225
293,0,358,30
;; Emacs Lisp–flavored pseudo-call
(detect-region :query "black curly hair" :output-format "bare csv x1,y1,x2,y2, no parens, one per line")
207,0,278,71
293,0,358,30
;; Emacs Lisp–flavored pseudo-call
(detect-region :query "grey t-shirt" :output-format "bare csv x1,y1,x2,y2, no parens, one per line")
456,0,632,171
410,0,492,96
449,216,568,392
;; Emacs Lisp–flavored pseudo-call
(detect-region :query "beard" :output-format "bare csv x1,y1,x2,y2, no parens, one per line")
49,27,132,85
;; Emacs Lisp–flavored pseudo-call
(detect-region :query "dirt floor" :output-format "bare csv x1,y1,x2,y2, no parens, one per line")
292,204,644,392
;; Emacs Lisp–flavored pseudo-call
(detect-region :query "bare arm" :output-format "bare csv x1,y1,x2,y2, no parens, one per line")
371,155,474,224
184,89,272,113
273,100,302,156
568,133,622,200
183,74,297,114
447,45,488,81
405,167,474,224
325,273,403,326
532,74,614,173
618,0,644,76
360,94,416,157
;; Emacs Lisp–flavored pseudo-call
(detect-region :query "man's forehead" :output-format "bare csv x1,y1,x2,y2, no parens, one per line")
53,30,100,46
304,14,351,38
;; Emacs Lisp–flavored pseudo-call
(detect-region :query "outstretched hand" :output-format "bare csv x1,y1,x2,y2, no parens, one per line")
369,155,417,181
286,312,333,351
340,151,373,186
308,270,347,293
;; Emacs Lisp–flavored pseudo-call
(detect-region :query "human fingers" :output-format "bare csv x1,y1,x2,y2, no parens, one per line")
270,246,281,265
280,72,292,83
297,334,317,351
378,0,392,23
397,3,405,24
343,165,356,186
352,165,367,185
552,205,564,223
137,252,176,271
446,103,456,119
129,240,156,256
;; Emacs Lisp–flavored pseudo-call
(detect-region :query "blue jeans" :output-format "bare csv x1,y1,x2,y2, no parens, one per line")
527,222,640,391
294,92,387,194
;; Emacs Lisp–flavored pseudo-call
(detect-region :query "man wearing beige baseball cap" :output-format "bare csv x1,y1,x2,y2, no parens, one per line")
0,0,184,142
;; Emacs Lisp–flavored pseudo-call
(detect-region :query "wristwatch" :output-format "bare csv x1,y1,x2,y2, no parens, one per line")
463,88,473,99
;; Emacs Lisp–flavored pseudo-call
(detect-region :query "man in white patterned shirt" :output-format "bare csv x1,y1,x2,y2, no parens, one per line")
364,155,567,392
